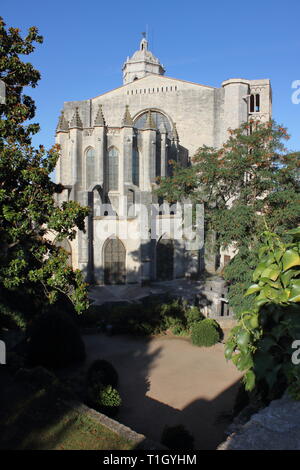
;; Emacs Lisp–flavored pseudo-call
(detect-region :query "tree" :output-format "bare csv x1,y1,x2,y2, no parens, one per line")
0,17,89,329
156,120,300,315
225,228,300,403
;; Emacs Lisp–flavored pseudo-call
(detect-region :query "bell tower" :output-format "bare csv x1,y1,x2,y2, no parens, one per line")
122,34,165,84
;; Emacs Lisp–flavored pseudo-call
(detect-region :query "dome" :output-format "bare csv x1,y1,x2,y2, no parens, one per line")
122,36,165,84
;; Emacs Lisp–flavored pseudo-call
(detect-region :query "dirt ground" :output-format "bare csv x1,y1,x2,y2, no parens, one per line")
83,333,242,449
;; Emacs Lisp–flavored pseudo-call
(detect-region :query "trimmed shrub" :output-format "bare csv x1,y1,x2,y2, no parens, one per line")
191,318,220,347
161,425,194,450
86,359,118,388
88,384,122,417
27,311,86,369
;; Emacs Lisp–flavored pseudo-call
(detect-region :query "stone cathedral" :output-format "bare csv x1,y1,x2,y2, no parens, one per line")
55,36,272,285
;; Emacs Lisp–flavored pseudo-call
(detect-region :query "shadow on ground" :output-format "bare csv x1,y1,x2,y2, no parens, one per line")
83,333,241,450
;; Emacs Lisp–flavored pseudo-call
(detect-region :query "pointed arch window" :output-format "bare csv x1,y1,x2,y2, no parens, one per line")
107,147,119,191
86,148,95,189
132,147,139,186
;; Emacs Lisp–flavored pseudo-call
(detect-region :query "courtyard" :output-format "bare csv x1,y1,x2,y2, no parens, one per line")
83,333,242,449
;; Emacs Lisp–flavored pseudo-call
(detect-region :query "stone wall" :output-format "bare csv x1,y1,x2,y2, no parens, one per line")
218,393,300,450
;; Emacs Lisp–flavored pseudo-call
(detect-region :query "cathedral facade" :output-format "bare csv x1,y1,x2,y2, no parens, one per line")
55,37,272,285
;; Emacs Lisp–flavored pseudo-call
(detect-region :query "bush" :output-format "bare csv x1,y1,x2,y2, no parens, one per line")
184,306,204,330
27,311,86,369
86,359,118,388
88,384,122,417
161,425,194,450
191,318,220,347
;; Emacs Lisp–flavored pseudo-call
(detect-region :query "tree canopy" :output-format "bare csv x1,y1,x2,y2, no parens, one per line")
0,17,89,329
157,120,300,315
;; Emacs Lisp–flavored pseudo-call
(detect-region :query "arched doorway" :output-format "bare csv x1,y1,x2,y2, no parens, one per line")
156,238,174,281
104,238,126,284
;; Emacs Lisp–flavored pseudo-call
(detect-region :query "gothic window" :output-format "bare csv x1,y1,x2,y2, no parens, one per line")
104,238,126,284
132,146,139,186
134,110,172,134
107,147,119,191
156,132,161,178
86,147,95,189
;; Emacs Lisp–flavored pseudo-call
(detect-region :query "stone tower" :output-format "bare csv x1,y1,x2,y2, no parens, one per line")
122,36,165,84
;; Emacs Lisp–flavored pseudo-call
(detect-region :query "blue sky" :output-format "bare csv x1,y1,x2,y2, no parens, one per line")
2,0,300,151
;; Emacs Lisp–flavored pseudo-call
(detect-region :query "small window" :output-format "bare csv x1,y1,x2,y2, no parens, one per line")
250,94,255,113
256,94,260,112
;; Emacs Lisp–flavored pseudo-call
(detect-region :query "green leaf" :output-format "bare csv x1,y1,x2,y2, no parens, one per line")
289,280,300,302
244,370,256,391
286,227,300,239
280,270,300,288
260,264,281,281
245,284,261,296
282,250,300,272
253,262,268,281
237,352,253,371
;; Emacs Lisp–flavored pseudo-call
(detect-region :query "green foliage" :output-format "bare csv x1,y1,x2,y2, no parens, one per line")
156,120,300,315
87,384,122,416
225,229,300,402
86,360,118,388
27,311,86,369
191,318,221,347
83,299,204,337
184,306,205,330
0,18,89,326
161,424,194,450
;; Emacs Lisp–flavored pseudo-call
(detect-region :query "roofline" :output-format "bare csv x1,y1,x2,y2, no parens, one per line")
89,74,216,100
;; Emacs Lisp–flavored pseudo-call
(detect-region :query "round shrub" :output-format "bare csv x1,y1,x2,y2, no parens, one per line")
88,384,122,416
161,425,194,450
191,318,220,347
27,311,86,369
86,359,118,388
